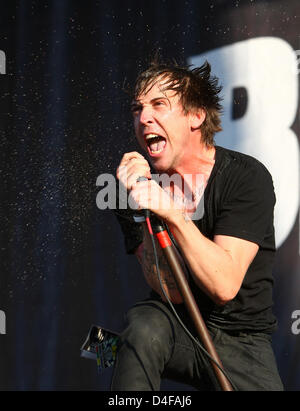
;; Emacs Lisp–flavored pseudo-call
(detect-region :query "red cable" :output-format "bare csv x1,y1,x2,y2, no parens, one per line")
145,216,153,236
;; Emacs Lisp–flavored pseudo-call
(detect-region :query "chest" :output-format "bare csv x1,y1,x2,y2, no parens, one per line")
163,173,211,217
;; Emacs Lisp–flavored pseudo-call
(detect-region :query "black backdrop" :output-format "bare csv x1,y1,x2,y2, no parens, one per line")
0,0,299,391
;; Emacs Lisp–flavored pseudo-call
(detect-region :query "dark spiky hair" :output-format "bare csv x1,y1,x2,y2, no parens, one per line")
134,60,223,146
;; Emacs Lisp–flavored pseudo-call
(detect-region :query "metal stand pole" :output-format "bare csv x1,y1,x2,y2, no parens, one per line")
150,220,233,392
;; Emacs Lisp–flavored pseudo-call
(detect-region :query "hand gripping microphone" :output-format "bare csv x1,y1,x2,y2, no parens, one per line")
133,176,150,223
134,176,174,255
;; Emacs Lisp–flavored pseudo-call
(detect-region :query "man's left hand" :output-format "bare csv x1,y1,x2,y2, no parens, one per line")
129,179,182,222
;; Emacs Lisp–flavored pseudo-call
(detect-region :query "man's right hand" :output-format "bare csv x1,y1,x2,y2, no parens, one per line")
116,152,152,191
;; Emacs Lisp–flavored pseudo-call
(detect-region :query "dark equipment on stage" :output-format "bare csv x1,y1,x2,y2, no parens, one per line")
80,325,119,371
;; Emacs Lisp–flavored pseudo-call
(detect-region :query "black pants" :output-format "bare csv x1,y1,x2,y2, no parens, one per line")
111,299,284,391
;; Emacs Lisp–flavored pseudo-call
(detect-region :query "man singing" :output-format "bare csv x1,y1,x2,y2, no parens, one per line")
111,60,283,391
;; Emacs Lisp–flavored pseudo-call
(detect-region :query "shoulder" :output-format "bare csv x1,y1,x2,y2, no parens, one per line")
213,146,276,207
215,145,274,186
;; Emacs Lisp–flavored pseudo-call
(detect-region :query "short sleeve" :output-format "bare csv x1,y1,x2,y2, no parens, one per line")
214,163,276,248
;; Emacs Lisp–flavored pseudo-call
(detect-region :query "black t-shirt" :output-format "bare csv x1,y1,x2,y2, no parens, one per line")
115,146,278,333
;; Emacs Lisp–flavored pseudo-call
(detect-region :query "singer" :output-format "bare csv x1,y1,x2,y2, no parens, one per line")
111,60,283,391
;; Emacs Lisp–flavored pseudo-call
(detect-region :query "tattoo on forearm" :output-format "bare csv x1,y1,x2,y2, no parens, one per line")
141,241,178,291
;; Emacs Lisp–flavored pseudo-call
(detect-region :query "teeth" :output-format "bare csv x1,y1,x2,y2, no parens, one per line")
145,134,160,140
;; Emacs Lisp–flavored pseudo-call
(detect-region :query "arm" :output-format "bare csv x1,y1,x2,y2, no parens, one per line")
167,211,259,306
134,223,189,304
130,178,259,306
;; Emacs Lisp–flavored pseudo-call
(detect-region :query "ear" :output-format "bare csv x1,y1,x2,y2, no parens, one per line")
189,109,206,130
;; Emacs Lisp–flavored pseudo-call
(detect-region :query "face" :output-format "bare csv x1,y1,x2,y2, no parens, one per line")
131,79,195,173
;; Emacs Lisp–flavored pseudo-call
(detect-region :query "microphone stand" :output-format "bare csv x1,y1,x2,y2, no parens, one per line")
147,216,234,392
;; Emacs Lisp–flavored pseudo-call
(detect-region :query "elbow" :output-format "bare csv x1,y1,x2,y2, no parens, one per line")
214,296,231,307
213,288,239,307
213,269,243,306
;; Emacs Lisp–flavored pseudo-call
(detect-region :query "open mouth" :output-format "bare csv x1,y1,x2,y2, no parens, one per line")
145,134,167,155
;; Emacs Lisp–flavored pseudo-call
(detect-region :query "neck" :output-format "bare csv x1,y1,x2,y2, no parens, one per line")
162,144,216,207
169,144,216,178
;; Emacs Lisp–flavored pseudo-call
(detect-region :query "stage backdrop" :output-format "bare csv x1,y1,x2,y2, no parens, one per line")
0,0,299,391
